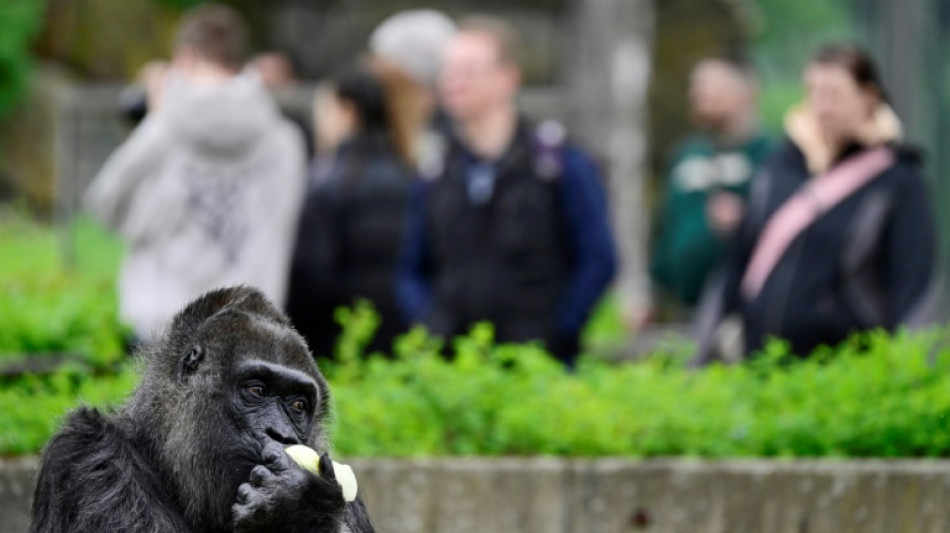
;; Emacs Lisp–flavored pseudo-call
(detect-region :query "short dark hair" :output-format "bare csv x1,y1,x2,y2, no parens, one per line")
695,51,759,87
810,43,888,103
458,15,523,67
175,3,249,69
331,59,427,167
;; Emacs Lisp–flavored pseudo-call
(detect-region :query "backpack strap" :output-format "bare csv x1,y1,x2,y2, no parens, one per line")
532,120,567,182
741,146,896,300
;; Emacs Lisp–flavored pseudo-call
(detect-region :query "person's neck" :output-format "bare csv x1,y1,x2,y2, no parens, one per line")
456,104,519,160
823,135,861,164
179,62,238,88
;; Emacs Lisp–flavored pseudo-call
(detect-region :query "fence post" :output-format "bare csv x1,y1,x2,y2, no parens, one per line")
565,0,657,321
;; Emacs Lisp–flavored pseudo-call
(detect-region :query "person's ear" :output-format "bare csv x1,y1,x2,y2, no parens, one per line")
339,99,360,133
861,85,882,118
171,45,199,72
503,64,521,94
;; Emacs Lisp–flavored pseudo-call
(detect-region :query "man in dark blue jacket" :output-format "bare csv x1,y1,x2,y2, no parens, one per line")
396,16,616,365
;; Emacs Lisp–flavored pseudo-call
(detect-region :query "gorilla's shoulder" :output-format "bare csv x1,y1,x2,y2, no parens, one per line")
37,406,142,491
33,407,188,531
44,406,123,459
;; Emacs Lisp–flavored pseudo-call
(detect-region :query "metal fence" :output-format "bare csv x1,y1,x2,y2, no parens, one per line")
853,0,950,318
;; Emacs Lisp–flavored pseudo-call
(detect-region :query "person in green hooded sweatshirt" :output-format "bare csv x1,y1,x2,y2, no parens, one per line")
639,55,772,326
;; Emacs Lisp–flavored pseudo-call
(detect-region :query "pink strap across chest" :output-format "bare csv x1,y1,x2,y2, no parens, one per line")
740,146,896,300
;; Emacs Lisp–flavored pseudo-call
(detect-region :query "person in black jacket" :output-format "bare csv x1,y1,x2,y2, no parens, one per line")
698,44,938,363
286,60,427,358
396,17,616,366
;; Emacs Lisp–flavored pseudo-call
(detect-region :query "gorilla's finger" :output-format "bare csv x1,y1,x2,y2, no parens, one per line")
261,440,283,461
261,441,291,471
249,465,274,487
318,453,337,481
232,503,254,529
235,483,253,504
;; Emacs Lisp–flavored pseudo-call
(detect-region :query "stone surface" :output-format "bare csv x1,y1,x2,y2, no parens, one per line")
8,457,950,533
0,457,37,533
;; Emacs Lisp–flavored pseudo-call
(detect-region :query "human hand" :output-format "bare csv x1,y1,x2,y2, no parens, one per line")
139,60,170,112
706,192,744,238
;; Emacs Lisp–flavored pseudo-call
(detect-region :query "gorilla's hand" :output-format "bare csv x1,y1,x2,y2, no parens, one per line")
232,440,346,533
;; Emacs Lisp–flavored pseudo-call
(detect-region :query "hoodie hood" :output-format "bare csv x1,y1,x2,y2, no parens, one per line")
162,73,279,157
784,102,903,174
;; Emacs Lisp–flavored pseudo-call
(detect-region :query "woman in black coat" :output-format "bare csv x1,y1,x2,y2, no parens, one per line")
701,44,938,361
287,61,426,358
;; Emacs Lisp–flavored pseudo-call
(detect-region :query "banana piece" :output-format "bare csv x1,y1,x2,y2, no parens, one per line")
285,445,358,502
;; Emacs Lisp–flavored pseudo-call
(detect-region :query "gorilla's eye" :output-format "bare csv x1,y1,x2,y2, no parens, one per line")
289,400,307,412
246,385,266,397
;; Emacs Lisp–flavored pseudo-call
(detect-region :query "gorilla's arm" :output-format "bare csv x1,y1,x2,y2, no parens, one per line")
30,407,191,533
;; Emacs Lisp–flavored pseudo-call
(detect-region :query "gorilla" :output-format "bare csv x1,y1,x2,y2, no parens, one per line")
30,286,375,533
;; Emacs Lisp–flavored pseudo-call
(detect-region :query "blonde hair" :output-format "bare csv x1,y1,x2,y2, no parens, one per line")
367,59,428,166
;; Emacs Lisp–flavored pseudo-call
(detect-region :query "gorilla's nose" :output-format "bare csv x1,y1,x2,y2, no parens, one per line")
265,425,299,446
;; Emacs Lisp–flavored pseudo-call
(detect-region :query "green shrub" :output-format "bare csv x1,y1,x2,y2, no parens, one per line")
0,365,140,455
2,214,949,460
1,298,948,459
326,307,950,459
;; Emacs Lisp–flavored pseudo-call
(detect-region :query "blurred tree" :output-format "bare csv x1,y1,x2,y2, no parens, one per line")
749,0,853,70
35,0,178,80
0,0,46,118
32,0,566,82
746,0,856,130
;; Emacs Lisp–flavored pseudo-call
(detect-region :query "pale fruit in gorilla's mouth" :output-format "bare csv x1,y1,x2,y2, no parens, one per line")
285,445,359,502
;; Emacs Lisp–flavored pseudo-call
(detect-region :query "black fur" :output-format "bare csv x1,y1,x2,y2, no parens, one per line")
31,286,375,533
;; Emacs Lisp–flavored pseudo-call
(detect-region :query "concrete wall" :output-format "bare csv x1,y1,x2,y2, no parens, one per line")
5,457,950,533
0,458,36,533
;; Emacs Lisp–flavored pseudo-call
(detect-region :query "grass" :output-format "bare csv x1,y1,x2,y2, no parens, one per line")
0,212,126,365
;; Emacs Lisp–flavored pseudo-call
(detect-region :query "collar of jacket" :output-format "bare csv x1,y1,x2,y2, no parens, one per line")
448,115,532,165
783,102,903,175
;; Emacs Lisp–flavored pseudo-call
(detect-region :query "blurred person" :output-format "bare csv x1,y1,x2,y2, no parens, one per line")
396,16,617,366
369,9,457,139
369,9,456,95
640,55,771,328
250,51,297,89
696,44,938,363
247,50,315,158
118,60,169,126
84,3,306,340
286,60,427,358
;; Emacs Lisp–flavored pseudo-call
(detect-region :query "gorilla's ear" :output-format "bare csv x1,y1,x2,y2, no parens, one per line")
176,345,205,381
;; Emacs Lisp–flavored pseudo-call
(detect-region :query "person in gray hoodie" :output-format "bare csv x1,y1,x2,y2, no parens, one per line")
85,3,306,339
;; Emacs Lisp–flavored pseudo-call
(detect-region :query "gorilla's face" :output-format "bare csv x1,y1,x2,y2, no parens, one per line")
233,359,319,446
146,298,331,530
200,313,325,445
